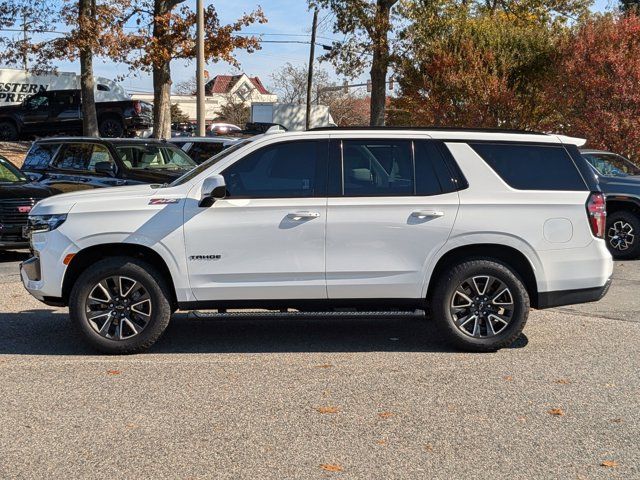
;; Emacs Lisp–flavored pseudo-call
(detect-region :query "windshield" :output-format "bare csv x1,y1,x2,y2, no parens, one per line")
116,144,196,172
583,153,640,177
0,157,27,183
170,139,251,187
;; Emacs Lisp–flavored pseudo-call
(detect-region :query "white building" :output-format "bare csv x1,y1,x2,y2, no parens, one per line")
131,73,277,122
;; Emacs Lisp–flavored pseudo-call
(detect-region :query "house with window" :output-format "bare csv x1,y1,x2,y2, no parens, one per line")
132,73,277,123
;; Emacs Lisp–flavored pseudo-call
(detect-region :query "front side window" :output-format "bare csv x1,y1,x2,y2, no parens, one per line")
23,143,60,170
470,143,587,191
53,143,114,172
223,140,326,198
188,143,226,164
24,94,49,110
342,140,414,196
583,153,640,177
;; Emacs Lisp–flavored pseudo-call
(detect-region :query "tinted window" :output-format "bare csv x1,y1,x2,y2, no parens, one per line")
414,141,449,196
24,94,49,110
115,145,195,171
583,153,640,177
53,144,114,172
223,140,326,198
342,140,413,196
23,143,59,170
188,142,225,164
470,143,586,191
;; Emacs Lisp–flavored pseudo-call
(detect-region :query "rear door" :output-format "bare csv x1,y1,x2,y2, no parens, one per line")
325,137,460,299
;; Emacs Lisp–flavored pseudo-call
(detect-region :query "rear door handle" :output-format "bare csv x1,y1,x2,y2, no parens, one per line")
288,211,321,220
412,210,445,219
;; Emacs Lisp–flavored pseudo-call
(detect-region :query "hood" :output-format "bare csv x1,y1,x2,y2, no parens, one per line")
124,168,185,184
0,181,54,200
31,183,158,215
0,104,21,114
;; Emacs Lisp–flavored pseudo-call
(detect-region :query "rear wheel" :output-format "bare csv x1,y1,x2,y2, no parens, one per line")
606,210,640,260
99,117,125,138
431,259,529,352
0,120,18,141
69,257,172,354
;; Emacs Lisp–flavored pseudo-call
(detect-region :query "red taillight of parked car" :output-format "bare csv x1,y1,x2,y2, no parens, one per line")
133,100,142,115
587,192,606,238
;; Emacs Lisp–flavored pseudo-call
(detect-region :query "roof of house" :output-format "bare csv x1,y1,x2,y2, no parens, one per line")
205,74,271,95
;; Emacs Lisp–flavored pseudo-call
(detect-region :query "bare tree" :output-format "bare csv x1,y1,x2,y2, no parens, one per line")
215,93,250,127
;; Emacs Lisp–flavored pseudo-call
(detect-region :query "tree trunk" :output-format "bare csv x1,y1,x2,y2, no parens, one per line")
369,0,394,126
152,0,173,139
79,0,99,137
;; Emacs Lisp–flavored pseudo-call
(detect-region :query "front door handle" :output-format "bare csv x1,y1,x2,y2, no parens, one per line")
411,210,445,219
288,211,321,220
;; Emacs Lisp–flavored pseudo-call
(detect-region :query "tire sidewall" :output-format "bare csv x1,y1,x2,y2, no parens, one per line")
0,121,18,141
99,118,124,138
606,211,640,260
69,257,171,354
432,259,529,351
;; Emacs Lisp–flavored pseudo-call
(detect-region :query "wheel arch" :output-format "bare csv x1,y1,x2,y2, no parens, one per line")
605,195,640,216
62,243,178,309
425,243,540,308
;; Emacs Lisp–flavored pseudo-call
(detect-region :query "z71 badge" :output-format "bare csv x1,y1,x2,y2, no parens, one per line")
149,198,180,205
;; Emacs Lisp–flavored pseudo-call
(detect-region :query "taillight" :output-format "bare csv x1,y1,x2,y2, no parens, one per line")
587,192,606,238
133,100,142,115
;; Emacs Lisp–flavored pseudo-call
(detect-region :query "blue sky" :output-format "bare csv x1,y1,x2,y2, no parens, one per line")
24,0,623,94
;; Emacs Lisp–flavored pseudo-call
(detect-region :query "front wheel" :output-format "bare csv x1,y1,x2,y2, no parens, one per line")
69,257,172,354
606,211,640,260
99,117,125,138
431,259,529,352
0,121,18,141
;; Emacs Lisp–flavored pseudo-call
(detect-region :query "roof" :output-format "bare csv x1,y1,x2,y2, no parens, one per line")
168,136,243,145
35,137,170,145
205,74,271,95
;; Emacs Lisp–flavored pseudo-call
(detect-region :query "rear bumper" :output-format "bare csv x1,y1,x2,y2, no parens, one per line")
536,277,612,309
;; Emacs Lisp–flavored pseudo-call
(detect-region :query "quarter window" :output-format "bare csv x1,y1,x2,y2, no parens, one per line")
223,140,326,198
470,143,587,191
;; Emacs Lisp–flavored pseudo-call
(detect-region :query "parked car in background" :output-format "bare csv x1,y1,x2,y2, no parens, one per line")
21,128,612,354
170,136,245,164
581,149,640,259
20,138,196,193
0,155,54,250
0,89,153,140
207,123,241,136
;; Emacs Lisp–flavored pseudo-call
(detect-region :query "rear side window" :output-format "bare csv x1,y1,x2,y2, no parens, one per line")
53,143,115,172
23,143,60,170
470,143,587,191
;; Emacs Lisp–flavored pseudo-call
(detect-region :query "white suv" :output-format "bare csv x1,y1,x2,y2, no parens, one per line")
20,128,613,354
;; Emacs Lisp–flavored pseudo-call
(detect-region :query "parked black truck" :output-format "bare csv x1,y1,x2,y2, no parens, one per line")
0,90,153,141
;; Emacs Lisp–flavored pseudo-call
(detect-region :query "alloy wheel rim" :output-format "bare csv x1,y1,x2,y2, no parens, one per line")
85,276,152,340
608,221,635,251
450,275,515,338
102,120,120,137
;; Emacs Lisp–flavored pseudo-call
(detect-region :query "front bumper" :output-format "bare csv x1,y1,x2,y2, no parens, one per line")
536,276,612,309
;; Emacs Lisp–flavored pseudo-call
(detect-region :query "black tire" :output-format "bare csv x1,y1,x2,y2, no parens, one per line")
606,210,640,260
99,117,125,138
0,120,18,141
431,259,529,352
69,257,172,354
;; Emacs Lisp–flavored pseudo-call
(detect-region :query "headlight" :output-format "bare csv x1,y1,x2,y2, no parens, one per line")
28,214,68,234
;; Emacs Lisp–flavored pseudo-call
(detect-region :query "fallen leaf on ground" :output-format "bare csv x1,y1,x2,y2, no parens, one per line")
548,408,565,416
503,375,513,381
554,379,571,384
378,411,394,419
424,444,434,452
611,418,623,423
600,460,619,468
376,439,387,446
316,406,339,414
106,370,121,376
320,464,343,472
315,364,333,369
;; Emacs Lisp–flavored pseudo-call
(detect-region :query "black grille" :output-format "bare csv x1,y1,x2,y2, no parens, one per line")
0,198,37,225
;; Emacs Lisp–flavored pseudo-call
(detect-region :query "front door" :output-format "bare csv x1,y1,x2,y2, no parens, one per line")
51,91,82,134
184,139,329,301
21,93,51,133
326,138,460,299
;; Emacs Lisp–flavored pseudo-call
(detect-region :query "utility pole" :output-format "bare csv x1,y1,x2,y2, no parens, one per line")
305,8,318,131
196,0,206,137
21,11,28,70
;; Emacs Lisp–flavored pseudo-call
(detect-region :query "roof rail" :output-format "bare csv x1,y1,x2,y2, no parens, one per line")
308,126,548,135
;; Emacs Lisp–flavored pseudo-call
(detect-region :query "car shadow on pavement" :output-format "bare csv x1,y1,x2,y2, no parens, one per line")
0,310,528,355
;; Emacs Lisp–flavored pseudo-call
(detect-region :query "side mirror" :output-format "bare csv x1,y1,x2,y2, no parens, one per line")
94,161,115,176
199,174,226,207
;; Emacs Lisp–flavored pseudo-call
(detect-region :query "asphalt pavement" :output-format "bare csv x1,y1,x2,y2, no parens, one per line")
0,252,638,479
